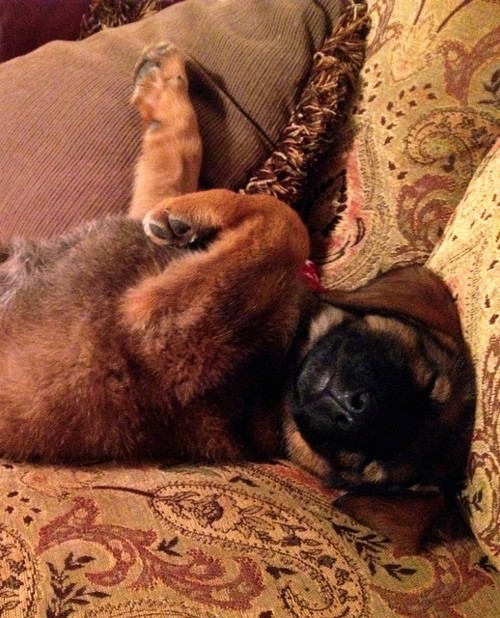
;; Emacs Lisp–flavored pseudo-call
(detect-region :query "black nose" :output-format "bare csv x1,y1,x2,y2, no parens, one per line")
347,390,371,414
327,389,372,429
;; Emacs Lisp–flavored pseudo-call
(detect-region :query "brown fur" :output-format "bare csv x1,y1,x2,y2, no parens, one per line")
335,492,446,554
0,47,475,513
0,190,310,463
0,47,308,463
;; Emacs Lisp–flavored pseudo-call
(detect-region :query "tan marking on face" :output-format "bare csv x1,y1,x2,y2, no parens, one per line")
336,450,366,470
365,314,454,403
283,410,331,480
364,314,418,347
304,303,347,353
432,330,461,355
430,375,451,403
362,460,388,483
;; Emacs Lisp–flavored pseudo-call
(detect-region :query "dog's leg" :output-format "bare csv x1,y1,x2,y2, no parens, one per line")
128,45,202,219
121,189,310,407
335,492,446,554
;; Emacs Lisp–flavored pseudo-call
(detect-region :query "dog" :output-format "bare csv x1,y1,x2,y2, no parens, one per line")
286,264,475,492
0,46,475,527
0,47,310,465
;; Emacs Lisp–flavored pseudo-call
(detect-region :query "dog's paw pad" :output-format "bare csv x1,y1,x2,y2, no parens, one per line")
143,211,195,247
167,215,193,238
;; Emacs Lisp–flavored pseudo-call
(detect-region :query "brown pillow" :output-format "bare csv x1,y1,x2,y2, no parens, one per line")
0,0,346,241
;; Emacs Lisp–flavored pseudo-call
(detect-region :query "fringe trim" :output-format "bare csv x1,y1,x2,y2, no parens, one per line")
79,0,369,214
79,0,164,39
243,0,370,210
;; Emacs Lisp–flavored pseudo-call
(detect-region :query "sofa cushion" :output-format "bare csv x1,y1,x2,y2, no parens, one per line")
298,0,500,568
310,0,500,290
428,138,500,570
0,0,347,241
1,457,499,617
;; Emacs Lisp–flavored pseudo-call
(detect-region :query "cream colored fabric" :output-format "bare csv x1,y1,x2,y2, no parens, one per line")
312,0,500,290
1,458,499,617
429,139,500,569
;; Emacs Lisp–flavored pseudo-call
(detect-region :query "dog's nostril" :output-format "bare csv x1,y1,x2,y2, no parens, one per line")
349,391,370,413
332,410,352,430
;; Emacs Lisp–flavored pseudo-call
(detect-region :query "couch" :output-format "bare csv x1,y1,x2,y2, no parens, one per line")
0,0,499,616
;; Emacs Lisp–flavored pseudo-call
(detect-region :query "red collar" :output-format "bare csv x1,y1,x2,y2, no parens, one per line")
299,260,323,292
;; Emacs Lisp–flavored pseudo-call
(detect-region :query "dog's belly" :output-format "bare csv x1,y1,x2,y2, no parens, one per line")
0,217,185,462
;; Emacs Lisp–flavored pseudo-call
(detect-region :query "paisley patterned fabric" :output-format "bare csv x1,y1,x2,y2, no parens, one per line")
311,0,500,290
429,138,500,571
1,459,499,617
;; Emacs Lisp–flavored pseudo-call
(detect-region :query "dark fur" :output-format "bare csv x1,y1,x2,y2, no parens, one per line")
286,266,475,490
0,46,475,497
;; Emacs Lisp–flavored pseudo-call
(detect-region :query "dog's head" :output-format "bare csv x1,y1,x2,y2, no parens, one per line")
286,265,475,491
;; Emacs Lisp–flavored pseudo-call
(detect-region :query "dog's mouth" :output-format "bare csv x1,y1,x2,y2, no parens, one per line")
284,406,419,489
290,405,417,487
285,406,421,490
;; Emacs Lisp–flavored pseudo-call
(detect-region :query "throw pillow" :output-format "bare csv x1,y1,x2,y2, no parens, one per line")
0,0,353,240
428,139,500,569
309,0,500,290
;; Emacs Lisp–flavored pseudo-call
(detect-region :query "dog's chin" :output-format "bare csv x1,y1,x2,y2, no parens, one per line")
283,409,419,491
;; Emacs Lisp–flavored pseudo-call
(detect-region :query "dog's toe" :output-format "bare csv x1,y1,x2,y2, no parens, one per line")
133,43,186,87
133,44,170,81
167,215,193,238
143,211,195,247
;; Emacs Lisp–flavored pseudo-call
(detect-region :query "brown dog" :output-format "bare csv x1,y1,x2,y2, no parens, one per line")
0,45,475,531
0,47,310,464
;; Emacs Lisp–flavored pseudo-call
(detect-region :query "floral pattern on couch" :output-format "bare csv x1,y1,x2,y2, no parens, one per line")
429,138,500,571
1,459,499,617
310,0,500,289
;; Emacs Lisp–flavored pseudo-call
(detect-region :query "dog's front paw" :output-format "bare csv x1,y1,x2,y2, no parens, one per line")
143,210,199,247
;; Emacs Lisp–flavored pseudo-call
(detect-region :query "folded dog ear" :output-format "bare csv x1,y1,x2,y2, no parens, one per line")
335,492,445,554
323,265,463,344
